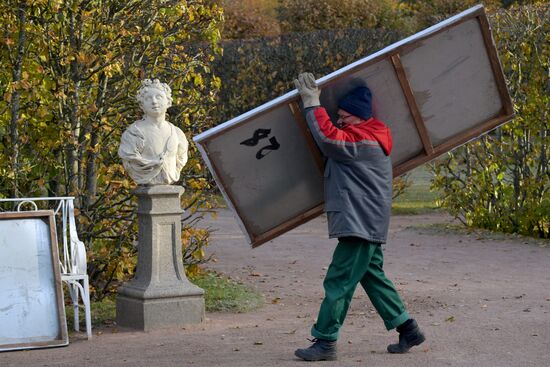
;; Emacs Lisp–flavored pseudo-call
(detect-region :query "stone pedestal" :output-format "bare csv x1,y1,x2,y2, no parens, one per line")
116,185,204,331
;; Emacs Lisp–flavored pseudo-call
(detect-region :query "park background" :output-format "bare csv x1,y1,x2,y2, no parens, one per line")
0,0,548,323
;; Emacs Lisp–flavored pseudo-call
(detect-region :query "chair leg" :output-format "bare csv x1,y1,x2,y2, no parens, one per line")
83,276,92,339
68,283,80,332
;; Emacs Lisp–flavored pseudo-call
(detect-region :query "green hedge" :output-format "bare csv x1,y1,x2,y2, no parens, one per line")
209,28,402,125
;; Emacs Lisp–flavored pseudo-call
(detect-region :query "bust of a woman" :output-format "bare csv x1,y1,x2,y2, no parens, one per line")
118,79,189,185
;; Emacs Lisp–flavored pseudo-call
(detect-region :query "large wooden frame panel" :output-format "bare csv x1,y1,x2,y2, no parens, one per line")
0,211,68,352
194,5,514,247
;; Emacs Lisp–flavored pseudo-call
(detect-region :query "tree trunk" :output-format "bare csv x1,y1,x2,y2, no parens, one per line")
84,74,109,209
66,6,81,203
9,1,27,197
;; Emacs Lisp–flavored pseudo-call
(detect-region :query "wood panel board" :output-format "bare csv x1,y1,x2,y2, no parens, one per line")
193,5,513,247
0,211,68,352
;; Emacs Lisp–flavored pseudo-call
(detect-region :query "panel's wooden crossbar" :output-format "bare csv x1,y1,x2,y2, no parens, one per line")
288,102,325,175
477,16,514,116
392,113,511,177
390,53,434,156
251,203,325,248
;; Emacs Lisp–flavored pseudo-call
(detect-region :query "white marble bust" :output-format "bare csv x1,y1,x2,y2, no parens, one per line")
118,79,189,185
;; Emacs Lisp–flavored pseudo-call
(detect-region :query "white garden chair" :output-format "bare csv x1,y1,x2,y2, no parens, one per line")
0,196,92,339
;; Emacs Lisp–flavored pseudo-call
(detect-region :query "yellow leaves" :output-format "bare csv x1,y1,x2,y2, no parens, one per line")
103,62,122,77
188,178,208,190
193,74,203,86
37,106,49,118
153,23,165,34
76,51,95,65
54,90,67,100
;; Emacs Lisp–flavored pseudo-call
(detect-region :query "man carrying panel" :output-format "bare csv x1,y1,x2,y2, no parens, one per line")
293,72,426,361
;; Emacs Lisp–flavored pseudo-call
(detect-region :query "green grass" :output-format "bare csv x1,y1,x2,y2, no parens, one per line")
392,165,441,215
190,271,264,313
410,222,550,247
65,271,263,330
65,295,116,331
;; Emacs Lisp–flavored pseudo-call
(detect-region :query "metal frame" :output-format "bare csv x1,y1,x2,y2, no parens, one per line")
0,210,68,351
194,5,514,247
0,197,92,339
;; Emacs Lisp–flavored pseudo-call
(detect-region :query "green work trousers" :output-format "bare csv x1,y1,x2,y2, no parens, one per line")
311,238,409,341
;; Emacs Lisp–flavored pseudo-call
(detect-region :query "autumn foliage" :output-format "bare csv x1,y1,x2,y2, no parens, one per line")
0,0,223,298
432,5,549,238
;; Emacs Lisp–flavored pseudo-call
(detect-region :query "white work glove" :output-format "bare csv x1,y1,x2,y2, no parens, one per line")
294,72,321,108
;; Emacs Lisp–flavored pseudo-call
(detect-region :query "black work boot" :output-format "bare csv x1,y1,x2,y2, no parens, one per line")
387,319,426,353
295,338,337,361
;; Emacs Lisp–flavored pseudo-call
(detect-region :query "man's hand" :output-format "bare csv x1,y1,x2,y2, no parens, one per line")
294,72,321,108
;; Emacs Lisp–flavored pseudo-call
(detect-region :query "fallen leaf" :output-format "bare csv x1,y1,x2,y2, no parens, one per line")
271,297,281,304
233,348,240,351
249,272,262,277
284,329,297,335
445,316,455,322
254,341,263,345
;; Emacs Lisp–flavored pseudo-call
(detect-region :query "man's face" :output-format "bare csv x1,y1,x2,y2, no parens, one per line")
142,88,169,116
337,109,363,126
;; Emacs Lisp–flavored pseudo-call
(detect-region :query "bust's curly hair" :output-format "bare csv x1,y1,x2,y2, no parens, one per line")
136,79,172,108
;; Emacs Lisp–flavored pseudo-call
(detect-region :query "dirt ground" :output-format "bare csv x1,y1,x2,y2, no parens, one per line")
2,209,549,367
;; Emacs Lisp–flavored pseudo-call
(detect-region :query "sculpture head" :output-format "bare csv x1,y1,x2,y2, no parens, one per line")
136,79,172,117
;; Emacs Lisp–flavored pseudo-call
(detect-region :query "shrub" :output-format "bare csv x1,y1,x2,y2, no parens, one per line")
431,5,549,238
211,28,402,125
222,0,280,39
0,0,224,299
276,0,416,35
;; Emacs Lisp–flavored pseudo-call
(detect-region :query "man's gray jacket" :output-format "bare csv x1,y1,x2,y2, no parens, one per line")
305,107,393,244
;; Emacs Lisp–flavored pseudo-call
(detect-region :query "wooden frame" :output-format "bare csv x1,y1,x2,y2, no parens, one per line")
194,5,514,247
0,211,68,352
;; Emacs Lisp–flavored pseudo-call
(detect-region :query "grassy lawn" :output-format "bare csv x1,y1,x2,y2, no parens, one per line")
65,294,116,331
392,165,441,215
191,271,264,313
65,270,263,331
411,222,550,247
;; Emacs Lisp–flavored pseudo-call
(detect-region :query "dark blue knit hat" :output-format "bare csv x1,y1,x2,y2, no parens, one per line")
338,86,372,120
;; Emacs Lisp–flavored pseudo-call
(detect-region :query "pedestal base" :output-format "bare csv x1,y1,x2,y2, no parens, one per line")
115,185,205,331
116,294,204,331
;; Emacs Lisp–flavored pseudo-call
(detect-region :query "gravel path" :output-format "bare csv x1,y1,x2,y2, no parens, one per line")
2,209,549,367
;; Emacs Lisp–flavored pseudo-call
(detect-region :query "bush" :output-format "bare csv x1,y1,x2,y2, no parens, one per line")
221,0,280,39
0,0,224,300
211,28,402,125
431,5,549,238
276,0,415,35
